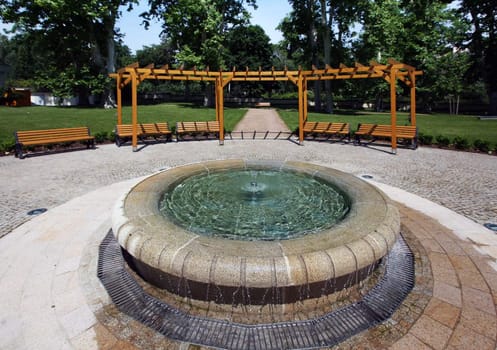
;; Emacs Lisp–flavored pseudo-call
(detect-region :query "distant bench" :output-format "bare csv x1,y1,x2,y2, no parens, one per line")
114,122,172,147
355,123,418,149
175,121,221,140
14,127,95,159
303,121,350,141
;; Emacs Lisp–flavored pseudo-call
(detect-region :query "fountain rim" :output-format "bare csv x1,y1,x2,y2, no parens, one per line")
112,159,400,289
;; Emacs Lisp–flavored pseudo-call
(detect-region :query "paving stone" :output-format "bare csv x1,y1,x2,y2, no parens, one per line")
424,297,461,329
388,333,433,350
459,306,497,340
461,287,496,316
448,323,494,349
409,315,453,350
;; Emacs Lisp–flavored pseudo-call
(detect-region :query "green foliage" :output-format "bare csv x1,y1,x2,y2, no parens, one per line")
453,136,469,150
0,0,138,103
225,25,272,70
135,41,174,66
224,25,273,97
473,139,490,153
459,1,497,115
418,133,433,145
143,0,256,70
0,139,15,154
93,131,109,144
435,135,451,148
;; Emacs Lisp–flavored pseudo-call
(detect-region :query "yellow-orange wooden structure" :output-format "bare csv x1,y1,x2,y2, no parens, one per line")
110,59,422,152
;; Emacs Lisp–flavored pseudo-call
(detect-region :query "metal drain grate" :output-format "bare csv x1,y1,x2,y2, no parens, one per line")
98,231,414,349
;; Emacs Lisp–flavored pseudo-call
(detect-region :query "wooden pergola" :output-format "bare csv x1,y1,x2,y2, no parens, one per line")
110,59,422,152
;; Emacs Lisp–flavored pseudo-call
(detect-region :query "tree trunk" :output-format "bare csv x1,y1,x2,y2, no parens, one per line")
321,0,333,114
489,91,497,116
103,16,117,109
307,0,320,112
204,83,215,107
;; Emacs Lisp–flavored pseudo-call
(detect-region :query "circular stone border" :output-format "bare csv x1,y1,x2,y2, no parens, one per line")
111,160,400,305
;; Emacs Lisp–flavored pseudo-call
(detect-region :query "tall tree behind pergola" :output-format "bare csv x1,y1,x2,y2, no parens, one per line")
110,59,422,153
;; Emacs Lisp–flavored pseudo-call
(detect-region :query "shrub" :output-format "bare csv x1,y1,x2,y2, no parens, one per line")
108,130,116,142
473,139,490,153
453,136,470,150
435,135,451,147
0,140,15,154
418,133,433,145
94,131,109,144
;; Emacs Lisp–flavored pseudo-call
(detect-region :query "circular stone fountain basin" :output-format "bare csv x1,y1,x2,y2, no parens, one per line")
112,160,400,306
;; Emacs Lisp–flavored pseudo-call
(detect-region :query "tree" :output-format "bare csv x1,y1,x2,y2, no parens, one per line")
224,25,273,97
459,0,497,115
142,0,257,105
279,1,321,110
143,0,256,70
0,0,138,106
279,0,364,112
356,0,466,112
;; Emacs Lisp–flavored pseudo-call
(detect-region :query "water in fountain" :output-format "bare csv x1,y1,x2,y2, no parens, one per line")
160,169,350,241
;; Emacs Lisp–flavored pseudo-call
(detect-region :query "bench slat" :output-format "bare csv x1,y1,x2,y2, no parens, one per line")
303,121,350,141
354,123,417,149
114,122,172,146
176,121,220,139
15,127,95,158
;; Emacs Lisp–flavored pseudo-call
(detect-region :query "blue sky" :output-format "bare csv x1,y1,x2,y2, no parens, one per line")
116,1,292,53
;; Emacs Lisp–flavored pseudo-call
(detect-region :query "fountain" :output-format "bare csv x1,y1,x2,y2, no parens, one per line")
110,160,401,323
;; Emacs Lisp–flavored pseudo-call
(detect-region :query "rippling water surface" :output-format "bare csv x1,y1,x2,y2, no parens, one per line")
160,169,350,241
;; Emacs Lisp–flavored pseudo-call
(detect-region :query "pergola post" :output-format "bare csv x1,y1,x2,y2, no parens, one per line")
410,70,417,127
390,67,398,154
131,69,138,152
116,74,122,125
216,77,225,145
298,73,305,145
303,77,308,123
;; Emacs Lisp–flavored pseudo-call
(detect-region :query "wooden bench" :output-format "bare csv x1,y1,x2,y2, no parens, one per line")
114,122,172,147
14,127,95,159
303,121,350,141
355,123,418,149
175,121,221,140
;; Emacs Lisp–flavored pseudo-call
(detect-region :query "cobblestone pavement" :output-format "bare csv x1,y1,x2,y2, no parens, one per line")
1,136,496,239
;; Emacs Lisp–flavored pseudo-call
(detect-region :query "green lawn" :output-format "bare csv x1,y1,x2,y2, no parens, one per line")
2,104,496,152
278,109,497,148
0,103,247,149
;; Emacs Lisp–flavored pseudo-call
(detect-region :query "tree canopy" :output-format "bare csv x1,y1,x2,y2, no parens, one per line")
1,0,495,114
0,0,137,105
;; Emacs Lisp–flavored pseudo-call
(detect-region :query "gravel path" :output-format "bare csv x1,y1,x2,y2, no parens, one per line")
233,108,291,132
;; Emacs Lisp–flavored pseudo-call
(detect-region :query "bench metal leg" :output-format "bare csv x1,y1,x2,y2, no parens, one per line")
15,144,23,159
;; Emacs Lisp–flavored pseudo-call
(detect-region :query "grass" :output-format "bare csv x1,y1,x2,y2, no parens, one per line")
2,104,496,152
0,103,247,147
278,109,497,147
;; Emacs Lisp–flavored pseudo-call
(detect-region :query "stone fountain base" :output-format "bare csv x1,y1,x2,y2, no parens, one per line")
112,160,400,317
